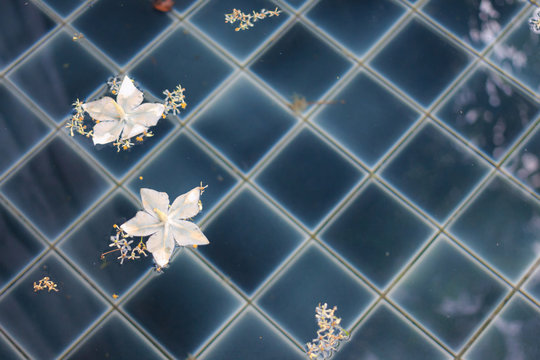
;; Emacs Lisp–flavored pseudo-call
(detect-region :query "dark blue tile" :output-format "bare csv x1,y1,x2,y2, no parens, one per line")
381,123,489,222
307,0,405,56
132,26,233,116
200,187,304,295
192,76,296,172
172,0,198,13
371,19,470,106
437,66,539,160
73,0,172,65
423,0,523,50
505,124,540,196
321,183,433,288
390,237,508,350
466,295,540,360
313,73,419,166
127,132,238,216
60,190,153,297
0,253,107,360
524,267,540,303
250,23,351,105
191,0,289,61
0,334,21,360
0,82,50,175
8,32,110,122
284,0,308,9
0,0,56,68
1,136,110,240
43,0,85,16
124,251,242,358
450,176,540,282
201,308,303,360
66,314,162,360
257,244,374,344
333,303,450,360
255,128,364,228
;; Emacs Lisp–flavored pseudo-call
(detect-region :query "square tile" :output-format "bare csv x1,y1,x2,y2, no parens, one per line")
422,0,523,50
73,0,172,65
371,18,470,106
1,136,110,240
465,295,540,360
190,0,289,62
381,123,489,222
0,253,107,359
59,190,154,297
250,23,352,105
505,126,540,196
390,237,508,350
200,187,304,295
127,132,238,216
321,183,433,288
306,0,405,57
66,314,162,359
192,75,296,172
450,176,540,282
43,0,85,17
257,243,374,344
132,26,233,116
0,333,21,360
0,0,56,68
437,66,539,160
172,0,198,13
524,266,540,304
333,303,450,360
313,72,419,166
8,31,110,122
123,251,243,359
200,308,304,360
255,128,364,229
0,82,50,176
284,0,308,9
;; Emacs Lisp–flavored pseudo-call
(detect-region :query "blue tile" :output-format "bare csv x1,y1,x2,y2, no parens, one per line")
321,183,433,288
1,136,110,240
132,26,233,115
0,333,23,360
371,19,470,106
437,66,539,160
8,32,110,122
390,237,508,350
257,244,374,344
66,314,162,360
200,187,304,295
127,132,238,216
250,23,352,105
450,176,540,282
313,72,419,166
255,128,364,228
466,295,540,360
0,0,56,69
201,308,304,360
124,251,242,358
43,0,85,17
0,82,50,176
505,125,540,196
284,0,308,9
192,75,296,172
524,267,540,304
306,0,405,57
191,0,289,62
60,190,153,297
0,253,107,360
381,123,489,222
422,0,523,50
73,0,172,65
172,0,198,13
333,303,450,360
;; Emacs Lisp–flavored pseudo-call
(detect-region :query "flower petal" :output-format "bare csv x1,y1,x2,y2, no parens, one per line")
129,103,165,127
120,210,161,236
146,227,175,267
82,97,121,121
117,75,144,112
92,120,124,145
120,122,148,140
169,220,209,246
140,188,169,218
168,187,201,220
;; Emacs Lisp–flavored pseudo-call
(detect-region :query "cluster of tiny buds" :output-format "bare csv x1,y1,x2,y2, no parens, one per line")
529,8,540,34
225,7,281,31
163,85,187,116
101,225,148,265
306,303,350,360
33,277,58,293
66,99,91,138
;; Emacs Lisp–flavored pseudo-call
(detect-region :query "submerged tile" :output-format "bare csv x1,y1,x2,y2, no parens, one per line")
0,333,21,360
524,266,540,304
390,237,508,350
43,0,85,17
505,127,540,196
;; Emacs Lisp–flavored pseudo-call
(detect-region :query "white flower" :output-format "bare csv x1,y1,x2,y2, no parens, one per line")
82,75,165,145
120,187,209,268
